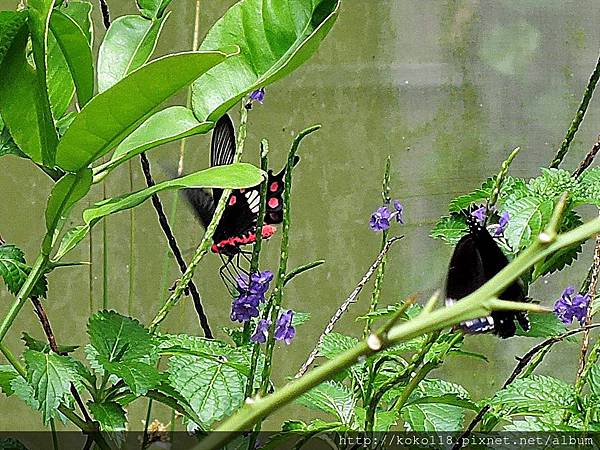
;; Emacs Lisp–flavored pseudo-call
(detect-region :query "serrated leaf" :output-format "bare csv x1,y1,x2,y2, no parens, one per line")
0,365,18,397
430,215,468,245
448,178,494,213
528,168,577,198
88,401,127,432
587,364,600,398
354,407,397,431
318,333,359,359
516,312,567,338
296,381,356,425
24,350,80,423
490,375,576,417
21,332,78,354
0,244,47,298
292,311,311,327
167,353,246,427
504,196,554,250
10,376,40,410
574,167,600,207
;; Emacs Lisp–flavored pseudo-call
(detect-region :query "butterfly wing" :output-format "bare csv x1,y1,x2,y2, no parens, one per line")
213,188,260,244
445,234,495,333
264,156,300,224
210,113,236,204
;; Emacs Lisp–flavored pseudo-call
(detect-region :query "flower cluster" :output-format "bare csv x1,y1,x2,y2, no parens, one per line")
274,310,296,344
369,199,404,232
246,87,265,109
230,270,273,322
470,206,510,237
554,286,590,325
495,211,510,236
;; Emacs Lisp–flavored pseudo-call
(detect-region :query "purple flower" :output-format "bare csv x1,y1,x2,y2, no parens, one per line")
494,211,510,236
471,206,487,224
249,88,265,104
393,200,404,224
369,206,391,232
230,293,261,322
274,310,296,344
236,270,274,296
554,286,590,325
250,319,271,344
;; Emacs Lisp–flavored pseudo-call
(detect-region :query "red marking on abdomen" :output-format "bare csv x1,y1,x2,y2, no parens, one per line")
211,225,277,254
268,198,279,208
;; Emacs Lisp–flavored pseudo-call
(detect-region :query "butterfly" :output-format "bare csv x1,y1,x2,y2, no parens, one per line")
444,210,530,338
183,113,296,282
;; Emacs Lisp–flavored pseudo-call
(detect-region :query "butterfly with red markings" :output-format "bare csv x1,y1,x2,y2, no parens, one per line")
183,113,297,285
444,210,530,338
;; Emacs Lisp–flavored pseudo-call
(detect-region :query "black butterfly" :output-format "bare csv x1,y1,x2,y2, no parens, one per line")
184,113,295,261
445,211,530,338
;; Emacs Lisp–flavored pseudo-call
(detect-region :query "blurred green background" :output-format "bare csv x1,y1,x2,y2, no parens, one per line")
1,0,599,431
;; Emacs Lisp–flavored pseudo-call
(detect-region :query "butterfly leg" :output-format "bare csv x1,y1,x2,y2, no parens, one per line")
218,254,239,294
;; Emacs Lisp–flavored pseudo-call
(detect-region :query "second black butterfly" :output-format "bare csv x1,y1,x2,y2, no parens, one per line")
445,210,530,338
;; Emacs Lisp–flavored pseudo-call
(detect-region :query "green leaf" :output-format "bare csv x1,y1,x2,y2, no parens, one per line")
21,332,79,354
318,333,359,359
0,27,47,164
167,353,246,427
27,0,59,163
296,381,356,424
0,11,27,67
88,401,127,432
430,215,468,245
292,311,311,327
574,167,600,207
0,244,47,298
0,123,27,159
61,1,93,45
528,168,577,199
504,196,554,250
448,178,494,212
490,375,576,416
105,106,212,174
0,365,18,397
10,376,40,410
55,50,231,172
88,310,159,364
47,21,76,119
354,407,397,432
24,350,80,424
97,14,170,93
136,0,173,19
45,169,93,234
587,364,600,398
401,379,470,432
54,164,263,260
50,9,94,106
192,0,340,122
515,312,568,338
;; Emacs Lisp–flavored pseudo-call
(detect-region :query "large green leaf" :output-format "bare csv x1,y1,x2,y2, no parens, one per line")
0,27,47,163
515,312,567,338
97,14,170,93
0,244,47,298
88,401,127,432
0,123,26,159
28,0,59,164
504,196,554,250
318,333,359,359
55,50,232,172
45,169,92,234
430,215,468,245
54,163,263,260
136,0,173,19
296,381,356,425
103,106,212,175
50,10,94,106
0,11,27,67
191,0,340,122
574,167,600,207
47,22,75,119
24,350,81,424
0,365,18,397
61,1,93,44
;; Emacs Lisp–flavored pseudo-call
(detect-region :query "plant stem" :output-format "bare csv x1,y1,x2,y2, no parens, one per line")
194,209,600,450
88,214,93,315
257,126,320,398
128,160,136,316
283,260,325,287
549,51,600,168
102,179,109,310
296,236,403,377
573,135,600,179
364,156,391,337
50,419,59,450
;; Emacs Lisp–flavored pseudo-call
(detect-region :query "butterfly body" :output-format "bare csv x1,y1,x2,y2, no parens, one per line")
445,213,529,338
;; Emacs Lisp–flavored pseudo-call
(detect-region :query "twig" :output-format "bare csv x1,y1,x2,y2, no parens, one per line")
454,323,600,449
573,136,600,179
139,153,213,338
550,51,600,168
98,0,110,29
575,234,600,384
296,236,403,377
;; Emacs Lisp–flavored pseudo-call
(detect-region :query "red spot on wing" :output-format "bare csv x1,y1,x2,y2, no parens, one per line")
269,182,278,192
268,198,279,208
229,195,237,206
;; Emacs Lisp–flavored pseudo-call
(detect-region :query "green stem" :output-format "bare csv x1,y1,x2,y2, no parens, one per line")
549,51,600,168
194,209,600,450
142,399,153,449
283,260,325,287
102,180,109,309
88,211,93,315
128,159,135,316
258,125,320,398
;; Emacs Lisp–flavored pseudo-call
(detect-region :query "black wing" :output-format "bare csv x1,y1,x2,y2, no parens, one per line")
183,188,215,229
264,156,300,224
211,114,236,204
